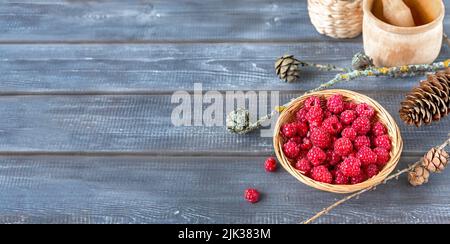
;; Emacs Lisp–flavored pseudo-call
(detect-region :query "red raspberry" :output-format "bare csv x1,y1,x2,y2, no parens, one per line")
244,188,260,204
311,166,333,184
333,170,350,185
283,141,300,159
322,116,343,135
334,137,354,156
306,106,324,127
299,137,313,151
310,128,331,149
372,121,387,137
345,102,358,110
352,117,371,135
289,137,303,144
327,94,345,114
356,147,378,166
325,110,333,119
296,107,309,123
339,156,362,177
374,135,392,151
341,127,357,141
350,172,367,184
295,158,312,174
365,164,380,179
264,157,277,172
295,122,309,137
354,136,371,150
327,150,342,166
281,123,297,138
340,110,357,125
307,146,327,166
304,96,322,109
374,147,391,166
356,103,375,119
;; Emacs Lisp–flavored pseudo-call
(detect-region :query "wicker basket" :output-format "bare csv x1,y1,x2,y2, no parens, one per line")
273,90,403,194
308,0,363,39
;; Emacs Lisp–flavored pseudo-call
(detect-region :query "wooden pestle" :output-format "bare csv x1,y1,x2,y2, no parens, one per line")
381,0,415,27
403,0,442,25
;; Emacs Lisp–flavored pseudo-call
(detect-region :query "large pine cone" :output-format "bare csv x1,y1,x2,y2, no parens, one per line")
399,69,450,127
275,55,300,83
422,148,449,173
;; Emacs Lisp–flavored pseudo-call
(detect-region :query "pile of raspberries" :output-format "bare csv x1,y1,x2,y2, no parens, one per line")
281,94,392,185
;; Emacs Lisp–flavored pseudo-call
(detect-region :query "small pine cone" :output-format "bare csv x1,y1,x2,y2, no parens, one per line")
408,165,430,187
352,52,374,71
399,68,450,127
422,148,449,173
275,55,300,83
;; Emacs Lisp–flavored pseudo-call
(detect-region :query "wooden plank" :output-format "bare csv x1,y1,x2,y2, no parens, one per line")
0,43,448,93
0,92,447,154
0,155,449,224
0,0,359,42
1,0,447,43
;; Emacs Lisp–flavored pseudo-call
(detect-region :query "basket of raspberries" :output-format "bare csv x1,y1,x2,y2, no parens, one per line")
273,90,403,194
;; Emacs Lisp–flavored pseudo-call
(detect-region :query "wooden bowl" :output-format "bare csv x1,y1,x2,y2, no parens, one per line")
273,90,403,194
363,0,445,67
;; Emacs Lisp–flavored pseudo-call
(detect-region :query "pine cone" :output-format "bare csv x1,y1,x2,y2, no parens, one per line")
275,55,300,83
422,148,449,173
399,68,450,127
408,165,430,186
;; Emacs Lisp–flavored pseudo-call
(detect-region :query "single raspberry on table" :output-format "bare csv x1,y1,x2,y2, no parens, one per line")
307,146,327,166
299,138,313,151
333,170,350,185
374,135,392,151
350,172,367,184
365,164,380,179
352,116,372,135
244,188,260,204
334,137,354,156
283,140,300,159
295,158,312,174
372,121,387,137
341,127,357,141
356,103,376,119
374,147,391,166
296,107,309,123
311,166,333,184
356,147,378,166
339,156,362,177
327,94,345,114
340,110,357,125
310,128,331,149
304,96,322,109
306,106,324,127
326,149,342,166
264,157,277,172
354,136,371,150
322,116,343,135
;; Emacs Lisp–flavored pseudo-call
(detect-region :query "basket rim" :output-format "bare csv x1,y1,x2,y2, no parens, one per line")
273,89,403,194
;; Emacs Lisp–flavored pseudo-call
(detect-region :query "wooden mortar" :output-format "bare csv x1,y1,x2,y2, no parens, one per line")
363,0,445,67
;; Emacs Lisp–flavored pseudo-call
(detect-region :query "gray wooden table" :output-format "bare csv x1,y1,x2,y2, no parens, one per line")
0,0,449,224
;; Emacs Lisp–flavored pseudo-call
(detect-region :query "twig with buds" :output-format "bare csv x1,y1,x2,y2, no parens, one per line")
227,59,450,134
302,136,450,224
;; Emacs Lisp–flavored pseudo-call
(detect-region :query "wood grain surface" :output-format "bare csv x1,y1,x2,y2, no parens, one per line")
0,0,449,224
